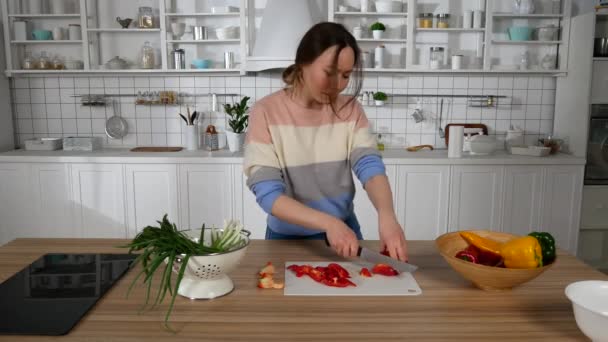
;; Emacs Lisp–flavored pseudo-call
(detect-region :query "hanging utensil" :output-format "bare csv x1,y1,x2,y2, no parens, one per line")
438,98,445,139
105,100,128,139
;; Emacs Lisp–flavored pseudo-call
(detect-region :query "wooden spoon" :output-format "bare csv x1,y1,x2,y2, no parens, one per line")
406,145,434,152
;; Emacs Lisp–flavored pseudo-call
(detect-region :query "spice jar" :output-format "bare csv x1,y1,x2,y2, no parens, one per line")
418,13,433,28
140,41,155,69
138,6,154,28
436,14,450,28
429,47,444,69
204,125,220,151
22,52,36,70
37,51,50,70
51,55,64,70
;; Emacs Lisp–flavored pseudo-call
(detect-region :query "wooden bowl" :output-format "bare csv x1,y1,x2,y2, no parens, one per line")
435,230,555,291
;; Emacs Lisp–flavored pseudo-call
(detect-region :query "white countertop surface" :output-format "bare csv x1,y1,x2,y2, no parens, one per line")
0,148,586,165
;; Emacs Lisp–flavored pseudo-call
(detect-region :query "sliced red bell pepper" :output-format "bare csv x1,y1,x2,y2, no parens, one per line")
327,263,351,279
287,263,357,288
372,263,399,276
359,267,372,277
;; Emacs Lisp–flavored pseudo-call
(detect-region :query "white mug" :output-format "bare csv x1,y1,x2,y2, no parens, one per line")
68,24,81,40
52,27,64,40
13,21,28,41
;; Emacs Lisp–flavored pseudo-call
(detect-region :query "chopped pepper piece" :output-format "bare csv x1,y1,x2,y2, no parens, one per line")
500,236,543,269
259,261,276,276
372,263,399,276
528,231,556,265
359,268,372,277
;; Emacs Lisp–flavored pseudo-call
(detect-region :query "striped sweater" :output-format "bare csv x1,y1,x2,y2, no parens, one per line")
243,89,386,236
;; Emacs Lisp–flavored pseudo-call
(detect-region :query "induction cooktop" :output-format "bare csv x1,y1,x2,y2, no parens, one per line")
0,253,136,335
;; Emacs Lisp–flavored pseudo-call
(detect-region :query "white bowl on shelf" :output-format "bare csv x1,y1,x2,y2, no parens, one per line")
375,0,401,13
215,26,239,40
565,281,608,342
211,6,238,13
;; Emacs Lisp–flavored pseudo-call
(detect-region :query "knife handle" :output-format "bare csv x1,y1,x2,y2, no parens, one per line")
324,234,363,257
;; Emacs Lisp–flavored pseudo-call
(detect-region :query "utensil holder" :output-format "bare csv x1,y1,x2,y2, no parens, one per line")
185,125,199,151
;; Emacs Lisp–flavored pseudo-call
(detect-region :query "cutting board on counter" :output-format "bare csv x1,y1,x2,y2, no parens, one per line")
284,261,422,296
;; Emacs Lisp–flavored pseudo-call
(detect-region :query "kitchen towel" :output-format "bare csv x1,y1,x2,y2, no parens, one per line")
448,126,464,158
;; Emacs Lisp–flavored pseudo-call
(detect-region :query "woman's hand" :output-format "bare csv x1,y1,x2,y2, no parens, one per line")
379,213,408,262
325,219,359,258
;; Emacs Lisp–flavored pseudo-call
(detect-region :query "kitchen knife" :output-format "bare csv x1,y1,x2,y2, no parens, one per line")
324,235,418,273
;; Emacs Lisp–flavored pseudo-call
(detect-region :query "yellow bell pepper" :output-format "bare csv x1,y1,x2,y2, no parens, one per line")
459,231,503,255
500,236,543,269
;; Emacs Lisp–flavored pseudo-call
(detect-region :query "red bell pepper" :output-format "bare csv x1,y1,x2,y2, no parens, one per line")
371,263,399,276
359,268,372,277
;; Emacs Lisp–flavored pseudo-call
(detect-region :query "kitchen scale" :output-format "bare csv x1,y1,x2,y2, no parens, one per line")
0,253,136,335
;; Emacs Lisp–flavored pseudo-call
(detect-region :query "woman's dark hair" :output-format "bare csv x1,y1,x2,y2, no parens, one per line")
282,22,363,114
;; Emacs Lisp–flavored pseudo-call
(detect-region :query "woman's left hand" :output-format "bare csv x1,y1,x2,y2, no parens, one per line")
378,213,408,262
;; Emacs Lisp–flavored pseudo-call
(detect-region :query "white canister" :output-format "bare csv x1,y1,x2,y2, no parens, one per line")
463,10,473,29
50,0,66,14
28,0,42,14
52,27,64,40
353,26,363,39
451,54,463,70
361,51,373,68
374,45,385,69
473,10,484,28
185,125,199,151
13,21,28,41
360,0,369,12
448,126,464,158
68,24,81,40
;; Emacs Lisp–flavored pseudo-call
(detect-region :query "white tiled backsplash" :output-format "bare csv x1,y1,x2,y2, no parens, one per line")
10,73,556,149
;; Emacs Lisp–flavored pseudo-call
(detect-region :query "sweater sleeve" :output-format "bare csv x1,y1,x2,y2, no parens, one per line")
350,101,386,186
243,102,285,214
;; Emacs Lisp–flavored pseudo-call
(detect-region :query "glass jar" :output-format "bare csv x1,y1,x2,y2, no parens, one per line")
429,47,444,70
418,13,433,28
140,41,155,69
138,6,154,28
37,51,50,70
436,14,450,28
22,51,36,70
51,55,64,70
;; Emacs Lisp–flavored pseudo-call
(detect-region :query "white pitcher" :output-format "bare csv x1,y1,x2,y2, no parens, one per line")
519,0,535,14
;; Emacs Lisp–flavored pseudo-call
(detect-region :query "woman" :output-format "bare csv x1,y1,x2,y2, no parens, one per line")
243,22,408,261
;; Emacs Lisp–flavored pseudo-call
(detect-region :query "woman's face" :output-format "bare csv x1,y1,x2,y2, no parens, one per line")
301,45,355,104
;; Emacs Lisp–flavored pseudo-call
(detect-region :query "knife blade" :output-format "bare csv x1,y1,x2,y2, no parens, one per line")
358,246,418,273
324,235,418,273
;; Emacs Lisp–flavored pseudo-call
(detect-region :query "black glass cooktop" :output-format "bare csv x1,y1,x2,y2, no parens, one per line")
0,253,136,336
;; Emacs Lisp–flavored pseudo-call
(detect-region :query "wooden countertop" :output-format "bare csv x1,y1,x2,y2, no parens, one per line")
0,238,605,341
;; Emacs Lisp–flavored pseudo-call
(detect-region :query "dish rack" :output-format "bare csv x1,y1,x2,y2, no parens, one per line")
169,228,250,299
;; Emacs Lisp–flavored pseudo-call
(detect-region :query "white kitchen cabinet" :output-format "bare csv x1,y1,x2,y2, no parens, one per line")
179,164,234,230
540,165,584,254
502,166,544,236
125,164,179,238
30,163,74,238
0,163,30,245
353,166,397,240
71,163,127,238
449,165,504,232
394,165,449,240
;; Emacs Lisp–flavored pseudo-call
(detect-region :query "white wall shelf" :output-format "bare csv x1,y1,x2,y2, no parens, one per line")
7,13,81,18
593,57,608,61
415,28,486,32
492,13,563,19
334,12,408,17
164,12,240,17
166,39,240,44
87,28,161,32
491,40,563,45
10,40,83,44
357,38,407,43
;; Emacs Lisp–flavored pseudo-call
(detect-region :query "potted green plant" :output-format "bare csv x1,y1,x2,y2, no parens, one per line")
370,22,386,39
373,91,388,106
223,96,250,153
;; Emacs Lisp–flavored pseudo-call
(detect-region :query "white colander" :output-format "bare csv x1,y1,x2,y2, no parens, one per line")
171,228,250,299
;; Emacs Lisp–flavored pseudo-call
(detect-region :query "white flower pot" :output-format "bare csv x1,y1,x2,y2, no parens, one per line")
226,130,245,153
372,30,384,39
375,100,385,106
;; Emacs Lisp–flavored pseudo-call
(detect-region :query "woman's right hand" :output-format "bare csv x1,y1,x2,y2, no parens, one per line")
324,219,359,258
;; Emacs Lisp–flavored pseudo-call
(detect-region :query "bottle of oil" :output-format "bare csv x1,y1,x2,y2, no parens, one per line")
377,133,385,151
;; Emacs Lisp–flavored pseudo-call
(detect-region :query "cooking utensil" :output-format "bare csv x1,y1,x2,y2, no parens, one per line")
324,237,418,273
105,100,128,139
284,262,422,296
406,144,434,152
438,98,445,139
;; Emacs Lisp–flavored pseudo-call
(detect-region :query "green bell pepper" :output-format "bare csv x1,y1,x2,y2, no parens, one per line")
528,231,556,265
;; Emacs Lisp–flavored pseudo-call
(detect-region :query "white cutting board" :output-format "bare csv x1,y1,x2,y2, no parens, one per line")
284,261,422,296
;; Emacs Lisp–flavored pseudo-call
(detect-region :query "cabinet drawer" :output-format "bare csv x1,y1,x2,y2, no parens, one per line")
581,186,608,229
